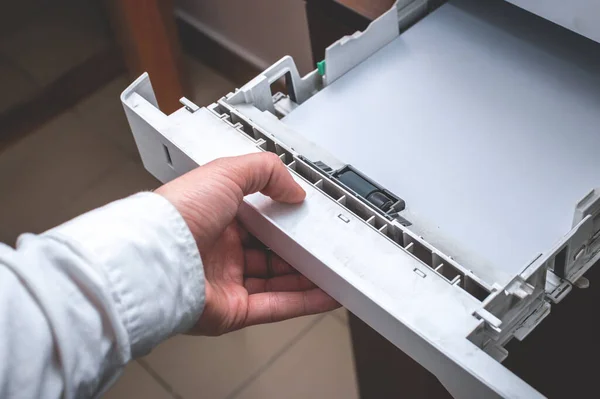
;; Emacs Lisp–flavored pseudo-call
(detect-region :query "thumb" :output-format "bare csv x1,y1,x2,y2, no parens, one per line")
155,152,306,251
217,152,306,204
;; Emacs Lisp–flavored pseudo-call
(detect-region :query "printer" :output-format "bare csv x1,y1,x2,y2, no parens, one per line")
121,0,600,397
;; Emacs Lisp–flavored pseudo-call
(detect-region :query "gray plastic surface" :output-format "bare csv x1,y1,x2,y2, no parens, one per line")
283,0,600,284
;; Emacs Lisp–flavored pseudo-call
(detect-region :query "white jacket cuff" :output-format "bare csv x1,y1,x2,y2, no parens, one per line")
46,192,205,357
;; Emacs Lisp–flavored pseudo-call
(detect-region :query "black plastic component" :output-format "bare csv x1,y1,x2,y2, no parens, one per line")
313,160,333,174
333,166,406,214
554,246,568,278
336,168,378,198
299,156,334,176
298,158,408,222
367,191,394,212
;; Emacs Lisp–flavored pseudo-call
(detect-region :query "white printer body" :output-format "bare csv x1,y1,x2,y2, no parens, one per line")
121,0,600,397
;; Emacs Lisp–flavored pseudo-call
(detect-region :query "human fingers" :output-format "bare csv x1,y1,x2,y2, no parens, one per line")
155,153,305,251
244,274,317,295
244,248,296,277
244,289,340,326
216,152,305,203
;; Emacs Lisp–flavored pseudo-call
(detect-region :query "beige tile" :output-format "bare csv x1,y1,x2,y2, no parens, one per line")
185,56,237,106
144,314,323,399
0,59,39,114
0,0,49,37
102,362,173,399
74,76,141,159
0,112,128,242
235,315,359,399
65,159,160,219
0,198,71,247
0,0,110,86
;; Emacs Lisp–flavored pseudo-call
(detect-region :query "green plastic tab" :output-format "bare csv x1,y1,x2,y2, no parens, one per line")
317,60,326,76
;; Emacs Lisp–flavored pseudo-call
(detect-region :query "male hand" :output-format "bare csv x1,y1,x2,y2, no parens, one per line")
156,152,340,335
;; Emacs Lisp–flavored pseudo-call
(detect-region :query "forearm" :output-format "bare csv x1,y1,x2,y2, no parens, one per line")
0,193,204,398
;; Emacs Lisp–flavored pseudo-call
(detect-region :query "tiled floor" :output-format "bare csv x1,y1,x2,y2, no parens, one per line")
0,0,110,85
0,0,111,114
0,4,359,398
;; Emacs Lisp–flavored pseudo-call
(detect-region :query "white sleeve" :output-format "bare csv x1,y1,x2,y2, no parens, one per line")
0,192,205,399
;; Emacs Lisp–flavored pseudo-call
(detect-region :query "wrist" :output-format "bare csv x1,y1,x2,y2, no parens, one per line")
155,186,202,244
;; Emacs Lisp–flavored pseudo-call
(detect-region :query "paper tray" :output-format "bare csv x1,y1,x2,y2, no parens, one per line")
283,0,600,284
